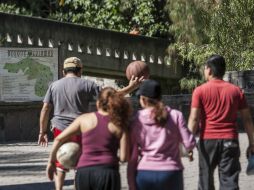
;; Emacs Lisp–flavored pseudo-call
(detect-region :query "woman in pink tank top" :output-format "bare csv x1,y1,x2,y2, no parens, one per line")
46,87,132,190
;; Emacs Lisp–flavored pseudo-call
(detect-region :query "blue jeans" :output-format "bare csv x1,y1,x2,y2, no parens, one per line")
136,170,183,190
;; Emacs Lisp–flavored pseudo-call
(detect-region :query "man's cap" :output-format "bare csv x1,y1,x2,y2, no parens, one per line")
63,57,82,69
136,79,161,99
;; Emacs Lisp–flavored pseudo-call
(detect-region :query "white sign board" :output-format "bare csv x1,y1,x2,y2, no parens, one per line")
0,48,58,102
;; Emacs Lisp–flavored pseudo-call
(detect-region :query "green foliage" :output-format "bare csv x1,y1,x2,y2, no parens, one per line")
209,0,254,70
0,0,170,38
49,0,170,37
49,0,129,32
166,0,254,92
124,0,170,37
179,77,203,92
0,3,30,15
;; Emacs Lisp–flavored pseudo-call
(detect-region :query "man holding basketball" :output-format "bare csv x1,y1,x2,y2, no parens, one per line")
38,57,141,190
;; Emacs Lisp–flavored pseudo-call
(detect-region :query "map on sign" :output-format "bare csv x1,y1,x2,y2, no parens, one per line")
0,48,58,102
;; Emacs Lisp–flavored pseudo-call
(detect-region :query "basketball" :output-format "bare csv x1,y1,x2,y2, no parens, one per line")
125,61,150,80
56,142,81,169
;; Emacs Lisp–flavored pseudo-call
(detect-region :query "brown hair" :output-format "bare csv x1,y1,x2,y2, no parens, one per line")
98,87,132,129
142,97,168,127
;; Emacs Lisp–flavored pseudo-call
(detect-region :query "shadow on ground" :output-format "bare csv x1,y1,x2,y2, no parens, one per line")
0,179,73,190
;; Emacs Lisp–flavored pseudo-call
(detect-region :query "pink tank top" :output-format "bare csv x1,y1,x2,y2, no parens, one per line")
76,112,119,168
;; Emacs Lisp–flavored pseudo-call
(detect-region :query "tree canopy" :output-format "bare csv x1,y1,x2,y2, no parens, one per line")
0,0,171,38
166,0,254,91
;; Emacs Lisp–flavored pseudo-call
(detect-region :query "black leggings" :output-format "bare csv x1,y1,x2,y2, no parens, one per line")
75,165,120,190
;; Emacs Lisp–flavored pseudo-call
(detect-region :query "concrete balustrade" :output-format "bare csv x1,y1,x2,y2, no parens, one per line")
0,12,181,80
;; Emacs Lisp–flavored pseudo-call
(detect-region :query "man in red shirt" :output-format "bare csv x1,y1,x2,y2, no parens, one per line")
188,54,254,190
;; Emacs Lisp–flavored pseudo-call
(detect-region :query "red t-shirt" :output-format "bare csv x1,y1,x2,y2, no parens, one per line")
191,79,247,139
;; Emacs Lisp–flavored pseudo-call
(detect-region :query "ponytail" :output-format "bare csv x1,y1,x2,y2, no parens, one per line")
98,87,132,129
153,101,168,127
143,97,168,127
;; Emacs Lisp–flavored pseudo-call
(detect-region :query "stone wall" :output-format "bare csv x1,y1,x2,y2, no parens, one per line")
224,70,254,93
0,13,182,142
224,70,254,114
0,12,181,81
1,91,254,141
0,103,42,142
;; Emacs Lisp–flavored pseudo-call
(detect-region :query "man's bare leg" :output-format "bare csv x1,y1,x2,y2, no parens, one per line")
54,170,66,190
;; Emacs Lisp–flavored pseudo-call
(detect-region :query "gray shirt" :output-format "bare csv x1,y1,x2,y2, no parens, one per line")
43,76,101,130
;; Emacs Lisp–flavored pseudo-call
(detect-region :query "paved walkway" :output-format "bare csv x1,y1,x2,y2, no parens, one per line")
0,133,253,190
